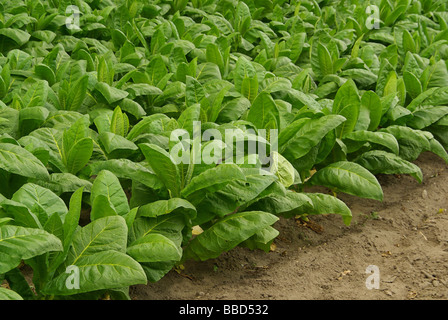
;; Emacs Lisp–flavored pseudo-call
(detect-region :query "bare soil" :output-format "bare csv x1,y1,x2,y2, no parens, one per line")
131,152,448,300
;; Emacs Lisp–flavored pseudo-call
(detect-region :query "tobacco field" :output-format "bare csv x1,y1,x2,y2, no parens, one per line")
1,0,448,300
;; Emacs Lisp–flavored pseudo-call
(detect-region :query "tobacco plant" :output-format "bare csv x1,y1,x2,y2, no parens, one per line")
1,0,448,299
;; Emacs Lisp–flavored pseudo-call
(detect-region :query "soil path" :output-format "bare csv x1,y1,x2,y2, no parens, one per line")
131,152,448,300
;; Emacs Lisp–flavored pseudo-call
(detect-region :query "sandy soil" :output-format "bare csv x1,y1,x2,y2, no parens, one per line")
131,152,448,300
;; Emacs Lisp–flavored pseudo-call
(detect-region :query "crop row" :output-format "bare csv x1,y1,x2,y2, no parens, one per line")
1,0,448,300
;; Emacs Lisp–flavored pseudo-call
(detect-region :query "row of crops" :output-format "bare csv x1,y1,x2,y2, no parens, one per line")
1,0,448,300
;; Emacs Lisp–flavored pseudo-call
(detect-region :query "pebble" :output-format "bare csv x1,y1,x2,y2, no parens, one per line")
422,190,428,199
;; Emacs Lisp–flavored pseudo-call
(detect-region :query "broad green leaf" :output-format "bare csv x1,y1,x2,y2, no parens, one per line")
280,115,346,161
403,71,422,100
344,131,399,155
67,216,128,266
139,143,181,198
241,74,259,103
94,82,129,104
146,56,167,86
185,211,278,261
270,152,296,187
90,194,117,220
355,150,423,183
66,75,88,111
333,79,360,115
0,28,30,46
0,225,62,274
317,42,334,76
43,250,146,295
309,161,383,201
336,104,359,138
22,80,48,109
0,143,49,180
90,170,130,217
138,198,196,219
31,173,92,195
177,104,201,136
247,91,279,130
234,57,256,94
408,106,448,130
298,193,352,226
127,233,182,263
181,164,246,199
248,190,312,216
127,114,175,141
85,159,163,190
99,132,138,155
0,287,23,300
185,76,205,107
240,226,279,252
48,187,84,273
65,138,93,175
206,43,224,74
12,183,68,223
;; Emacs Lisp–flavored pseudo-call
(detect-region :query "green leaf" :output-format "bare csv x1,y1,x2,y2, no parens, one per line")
99,132,138,155
280,115,346,161
49,187,84,273
271,152,296,187
66,216,128,266
90,170,130,218
90,195,117,220
0,28,30,46
43,250,146,295
177,104,201,136
241,74,259,103
182,164,246,200
309,161,383,201
317,42,334,76
94,82,129,104
22,80,48,109
344,131,399,155
185,76,205,107
402,29,416,54
206,43,224,74
0,225,62,274
138,198,196,219
234,57,256,94
31,173,92,196
127,233,182,263
355,150,423,183
185,211,279,261
248,190,312,217
356,91,382,132
408,106,448,130
0,143,49,180
65,138,93,175
66,75,88,111
240,226,279,252
0,200,41,229
0,287,23,300
85,159,163,190
146,56,167,86
12,183,68,224
333,79,360,115
379,126,430,161
139,143,181,198
336,104,359,138
298,193,352,226
247,92,279,130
